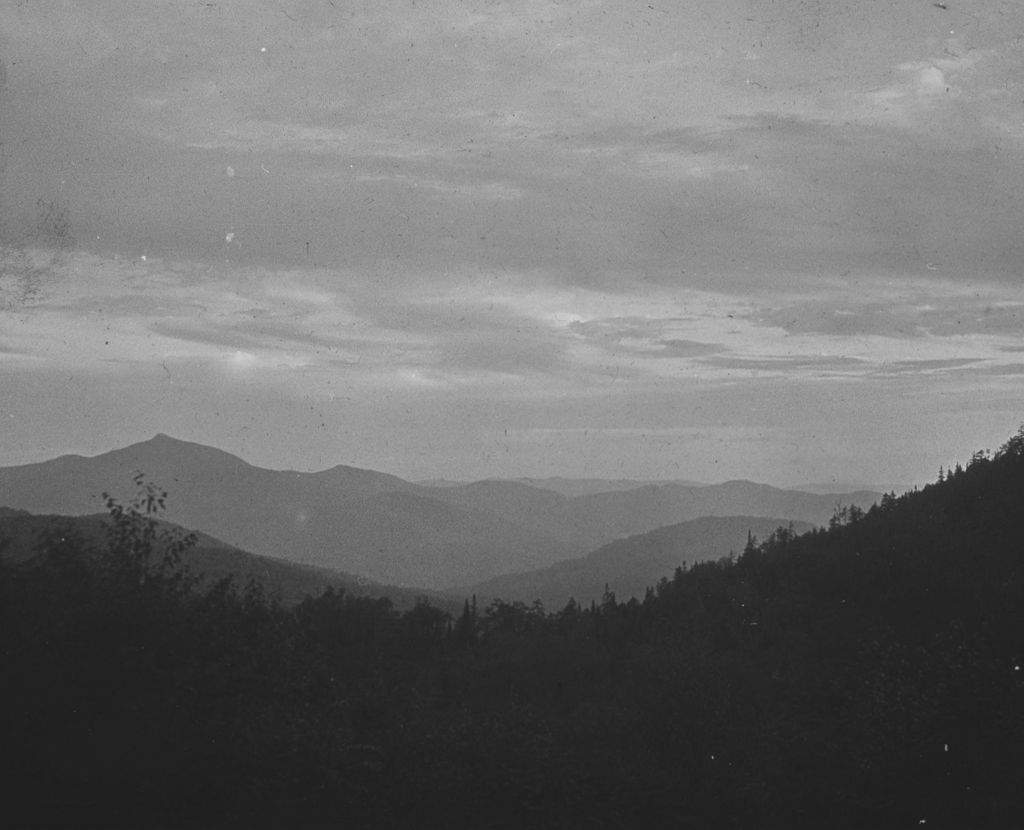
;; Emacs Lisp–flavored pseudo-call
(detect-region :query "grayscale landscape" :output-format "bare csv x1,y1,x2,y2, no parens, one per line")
2,2,1023,828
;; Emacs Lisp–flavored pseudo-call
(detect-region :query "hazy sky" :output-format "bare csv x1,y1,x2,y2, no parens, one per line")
1,0,1022,487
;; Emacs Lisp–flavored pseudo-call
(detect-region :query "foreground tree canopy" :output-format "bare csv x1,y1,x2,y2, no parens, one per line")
2,428,1024,828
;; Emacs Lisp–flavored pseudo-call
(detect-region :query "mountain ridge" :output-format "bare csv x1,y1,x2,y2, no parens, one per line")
0,433,882,589
0,506,456,611
459,515,816,608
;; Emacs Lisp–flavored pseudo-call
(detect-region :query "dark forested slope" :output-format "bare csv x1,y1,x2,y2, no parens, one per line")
460,515,815,607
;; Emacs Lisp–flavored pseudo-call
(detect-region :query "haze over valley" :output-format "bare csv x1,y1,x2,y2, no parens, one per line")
0,433,877,595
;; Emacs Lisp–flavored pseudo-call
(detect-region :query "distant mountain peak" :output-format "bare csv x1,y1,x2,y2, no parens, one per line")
143,432,212,449
92,433,258,475
100,432,215,455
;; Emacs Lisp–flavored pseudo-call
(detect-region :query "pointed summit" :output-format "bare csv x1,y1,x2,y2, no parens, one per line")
133,432,223,452
99,433,255,473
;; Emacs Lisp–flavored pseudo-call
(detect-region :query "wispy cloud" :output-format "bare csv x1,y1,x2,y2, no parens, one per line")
872,358,984,376
4,238,1021,398
352,172,526,202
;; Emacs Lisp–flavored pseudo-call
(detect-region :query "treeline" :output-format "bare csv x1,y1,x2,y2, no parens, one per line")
2,433,1024,828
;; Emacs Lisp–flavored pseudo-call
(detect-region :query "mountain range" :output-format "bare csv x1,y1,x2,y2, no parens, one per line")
0,434,881,590
462,515,815,609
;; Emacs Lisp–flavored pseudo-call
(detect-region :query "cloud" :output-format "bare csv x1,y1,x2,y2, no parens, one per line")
872,358,984,376
972,363,1024,377
353,172,526,202
701,354,870,377
175,120,430,158
4,238,1020,405
567,318,725,360
0,246,371,373
147,321,359,365
758,285,1024,340
7,10,1024,293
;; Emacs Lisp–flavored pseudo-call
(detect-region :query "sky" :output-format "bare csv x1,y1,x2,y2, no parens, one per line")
1,0,1023,488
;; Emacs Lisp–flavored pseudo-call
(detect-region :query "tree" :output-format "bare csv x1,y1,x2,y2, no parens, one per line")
742,530,759,561
454,598,475,643
996,424,1024,459
101,471,197,591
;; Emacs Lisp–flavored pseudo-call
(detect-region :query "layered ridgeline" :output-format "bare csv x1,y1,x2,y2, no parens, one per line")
0,507,455,611
461,515,816,608
0,436,572,589
0,434,879,589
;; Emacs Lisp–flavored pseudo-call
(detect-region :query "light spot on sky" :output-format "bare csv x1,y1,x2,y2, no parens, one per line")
229,350,257,369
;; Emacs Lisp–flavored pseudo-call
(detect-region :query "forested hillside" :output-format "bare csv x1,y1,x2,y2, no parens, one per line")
0,507,454,611
461,514,815,607
2,430,1023,828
